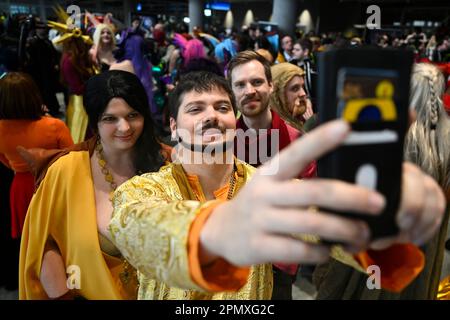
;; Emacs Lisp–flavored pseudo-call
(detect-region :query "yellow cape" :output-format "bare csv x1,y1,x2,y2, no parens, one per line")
19,150,137,299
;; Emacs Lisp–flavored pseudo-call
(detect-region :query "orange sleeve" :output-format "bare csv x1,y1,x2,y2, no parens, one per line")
354,243,425,292
188,200,250,292
55,120,74,148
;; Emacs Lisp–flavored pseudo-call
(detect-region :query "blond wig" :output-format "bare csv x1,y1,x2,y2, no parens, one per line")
270,62,305,131
405,63,450,191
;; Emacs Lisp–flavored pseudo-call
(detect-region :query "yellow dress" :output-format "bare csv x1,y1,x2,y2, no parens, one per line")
66,94,88,144
19,150,137,299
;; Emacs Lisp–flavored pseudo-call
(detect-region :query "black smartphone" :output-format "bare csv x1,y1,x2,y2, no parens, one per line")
317,47,413,240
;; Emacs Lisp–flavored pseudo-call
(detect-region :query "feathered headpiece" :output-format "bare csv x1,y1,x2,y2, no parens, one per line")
198,32,220,47
47,5,92,46
85,10,119,34
173,33,206,66
173,33,189,52
214,38,237,64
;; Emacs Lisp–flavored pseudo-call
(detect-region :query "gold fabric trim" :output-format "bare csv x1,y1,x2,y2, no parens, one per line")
438,275,450,300
110,160,273,299
296,234,365,273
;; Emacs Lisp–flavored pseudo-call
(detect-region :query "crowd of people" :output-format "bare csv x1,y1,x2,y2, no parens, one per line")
0,9,450,300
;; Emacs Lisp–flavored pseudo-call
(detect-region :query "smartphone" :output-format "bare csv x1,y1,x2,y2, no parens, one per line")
317,47,413,240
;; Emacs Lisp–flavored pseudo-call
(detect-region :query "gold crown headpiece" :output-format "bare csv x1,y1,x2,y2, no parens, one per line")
47,5,92,46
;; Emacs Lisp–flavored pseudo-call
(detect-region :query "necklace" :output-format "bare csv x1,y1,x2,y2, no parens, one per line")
227,164,237,200
95,139,118,201
95,138,136,287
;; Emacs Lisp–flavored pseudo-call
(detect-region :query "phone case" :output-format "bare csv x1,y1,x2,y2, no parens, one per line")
317,47,413,240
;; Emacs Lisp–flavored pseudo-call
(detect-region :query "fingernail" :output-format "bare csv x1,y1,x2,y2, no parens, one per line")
369,193,385,213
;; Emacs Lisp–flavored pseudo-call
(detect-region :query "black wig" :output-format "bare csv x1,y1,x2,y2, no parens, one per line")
83,70,164,173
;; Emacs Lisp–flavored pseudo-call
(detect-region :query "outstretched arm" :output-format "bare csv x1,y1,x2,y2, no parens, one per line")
110,120,445,293
200,120,445,268
40,240,69,299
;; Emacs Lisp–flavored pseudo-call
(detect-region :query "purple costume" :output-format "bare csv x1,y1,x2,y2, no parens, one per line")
117,28,156,116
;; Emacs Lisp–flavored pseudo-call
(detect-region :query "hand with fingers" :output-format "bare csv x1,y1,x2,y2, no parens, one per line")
370,162,446,250
302,98,314,121
200,120,446,267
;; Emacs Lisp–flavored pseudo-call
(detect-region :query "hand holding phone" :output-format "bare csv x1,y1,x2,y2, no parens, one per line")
317,47,414,240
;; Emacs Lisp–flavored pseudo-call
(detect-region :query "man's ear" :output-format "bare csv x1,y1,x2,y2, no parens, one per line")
268,80,274,95
169,117,177,140
408,109,417,127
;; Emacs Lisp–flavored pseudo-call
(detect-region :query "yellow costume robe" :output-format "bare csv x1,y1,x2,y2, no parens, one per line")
110,160,272,299
66,95,88,144
110,160,381,300
19,150,137,299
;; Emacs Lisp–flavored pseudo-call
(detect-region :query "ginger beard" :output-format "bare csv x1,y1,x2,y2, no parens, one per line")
292,97,307,121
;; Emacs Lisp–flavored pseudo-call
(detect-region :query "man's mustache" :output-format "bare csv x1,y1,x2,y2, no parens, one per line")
241,96,260,105
200,121,226,134
296,96,307,107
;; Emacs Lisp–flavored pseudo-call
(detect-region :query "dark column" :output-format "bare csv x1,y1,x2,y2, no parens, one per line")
39,0,46,22
189,0,203,32
96,0,103,13
271,0,298,36
123,0,131,27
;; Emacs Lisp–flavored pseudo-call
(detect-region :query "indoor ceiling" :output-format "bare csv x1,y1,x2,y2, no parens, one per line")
7,0,448,25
